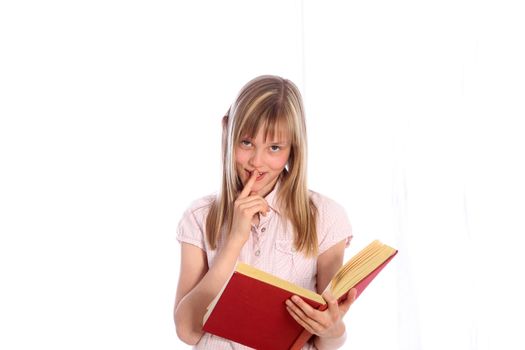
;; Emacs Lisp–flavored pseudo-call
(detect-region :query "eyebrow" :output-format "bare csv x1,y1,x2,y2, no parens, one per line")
240,136,289,145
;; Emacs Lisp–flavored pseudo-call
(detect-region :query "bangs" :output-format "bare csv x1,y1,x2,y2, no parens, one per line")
235,93,296,144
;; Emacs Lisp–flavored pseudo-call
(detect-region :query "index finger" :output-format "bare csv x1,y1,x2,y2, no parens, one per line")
239,170,258,199
290,295,317,317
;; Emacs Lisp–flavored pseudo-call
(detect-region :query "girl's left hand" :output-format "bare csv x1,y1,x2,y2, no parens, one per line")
285,288,357,339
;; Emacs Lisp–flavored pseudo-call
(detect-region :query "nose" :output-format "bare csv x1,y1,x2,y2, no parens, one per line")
248,149,264,168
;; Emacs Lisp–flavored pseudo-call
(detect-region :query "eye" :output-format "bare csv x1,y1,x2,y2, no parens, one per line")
240,140,252,147
270,145,281,152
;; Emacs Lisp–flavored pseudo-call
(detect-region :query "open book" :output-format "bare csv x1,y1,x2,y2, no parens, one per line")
202,240,397,350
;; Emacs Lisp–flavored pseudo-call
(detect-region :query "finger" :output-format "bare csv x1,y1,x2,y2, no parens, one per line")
236,195,270,214
239,201,270,218
338,288,357,315
236,194,266,205
285,299,324,334
322,290,340,318
239,170,258,199
237,196,269,209
286,304,317,335
288,296,324,323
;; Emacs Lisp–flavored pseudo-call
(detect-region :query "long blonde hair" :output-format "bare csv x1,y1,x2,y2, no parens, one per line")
206,75,318,256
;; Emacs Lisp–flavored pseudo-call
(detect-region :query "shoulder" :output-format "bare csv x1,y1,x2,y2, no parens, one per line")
176,194,217,249
308,190,353,253
184,194,216,215
308,190,347,215
178,194,216,229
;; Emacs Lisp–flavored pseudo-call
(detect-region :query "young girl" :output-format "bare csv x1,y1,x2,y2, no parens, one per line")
174,75,356,349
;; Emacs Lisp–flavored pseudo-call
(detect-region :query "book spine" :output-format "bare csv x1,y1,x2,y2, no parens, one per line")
289,328,313,350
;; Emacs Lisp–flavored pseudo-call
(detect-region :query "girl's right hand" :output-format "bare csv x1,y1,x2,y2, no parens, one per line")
229,170,269,246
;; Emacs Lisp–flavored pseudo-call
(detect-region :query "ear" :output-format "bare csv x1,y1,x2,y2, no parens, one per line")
222,107,232,128
222,106,231,128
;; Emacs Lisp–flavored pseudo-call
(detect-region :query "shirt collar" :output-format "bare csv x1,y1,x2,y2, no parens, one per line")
263,181,281,216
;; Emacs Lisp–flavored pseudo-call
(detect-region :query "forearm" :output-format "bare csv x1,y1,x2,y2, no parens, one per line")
313,329,347,350
174,239,244,344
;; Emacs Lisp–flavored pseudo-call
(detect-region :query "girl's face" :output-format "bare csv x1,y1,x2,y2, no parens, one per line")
235,126,291,197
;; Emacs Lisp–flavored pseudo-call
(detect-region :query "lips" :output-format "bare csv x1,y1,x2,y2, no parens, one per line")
246,170,266,181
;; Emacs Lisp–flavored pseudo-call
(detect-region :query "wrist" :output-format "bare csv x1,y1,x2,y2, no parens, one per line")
224,234,246,251
207,236,245,280
314,330,347,350
227,225,253,247
331,321,346,338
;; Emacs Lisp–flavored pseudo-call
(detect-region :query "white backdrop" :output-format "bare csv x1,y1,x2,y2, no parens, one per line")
1,1,524,349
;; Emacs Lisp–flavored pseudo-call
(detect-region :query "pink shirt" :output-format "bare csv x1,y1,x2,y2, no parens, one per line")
176,186,353,349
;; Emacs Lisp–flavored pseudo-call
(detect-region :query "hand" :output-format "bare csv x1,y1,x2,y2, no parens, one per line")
285,288,357,339
229,170,269,246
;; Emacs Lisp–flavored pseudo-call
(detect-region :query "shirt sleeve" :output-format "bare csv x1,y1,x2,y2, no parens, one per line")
316,195,353,255
176,202,207,251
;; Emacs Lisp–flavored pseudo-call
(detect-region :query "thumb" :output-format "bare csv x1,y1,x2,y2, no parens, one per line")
338,288,357,315
322,289,340,316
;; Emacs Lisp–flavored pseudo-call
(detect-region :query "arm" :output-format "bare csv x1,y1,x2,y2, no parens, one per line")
285,239,357,350
316,239,346,293
174,239,245,344
174,171,269,345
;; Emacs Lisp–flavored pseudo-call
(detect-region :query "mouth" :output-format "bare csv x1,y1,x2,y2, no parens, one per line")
246,169,266,181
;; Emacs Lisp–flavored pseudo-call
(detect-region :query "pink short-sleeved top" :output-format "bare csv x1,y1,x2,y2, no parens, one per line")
176,186,353,350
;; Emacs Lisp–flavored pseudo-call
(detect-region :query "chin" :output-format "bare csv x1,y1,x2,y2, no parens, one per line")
251,185,264,193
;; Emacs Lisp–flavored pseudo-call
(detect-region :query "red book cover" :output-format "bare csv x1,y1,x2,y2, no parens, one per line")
203,271,323,350
202,243,397,350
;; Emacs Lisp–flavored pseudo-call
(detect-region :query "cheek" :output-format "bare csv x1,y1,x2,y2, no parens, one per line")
234,149,248,165
269,153,290,171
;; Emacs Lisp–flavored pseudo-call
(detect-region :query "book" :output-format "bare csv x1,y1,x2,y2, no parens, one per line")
202,240,397,350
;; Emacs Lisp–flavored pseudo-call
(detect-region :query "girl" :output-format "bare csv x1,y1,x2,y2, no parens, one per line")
174,75,356,349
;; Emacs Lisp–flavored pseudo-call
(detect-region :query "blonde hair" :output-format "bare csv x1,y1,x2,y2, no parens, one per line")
206,75,318,256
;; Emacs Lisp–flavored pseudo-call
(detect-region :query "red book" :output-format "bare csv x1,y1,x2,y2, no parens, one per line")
202,240,397,350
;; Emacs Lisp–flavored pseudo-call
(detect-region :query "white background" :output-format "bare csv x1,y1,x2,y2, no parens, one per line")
1,1,524,349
